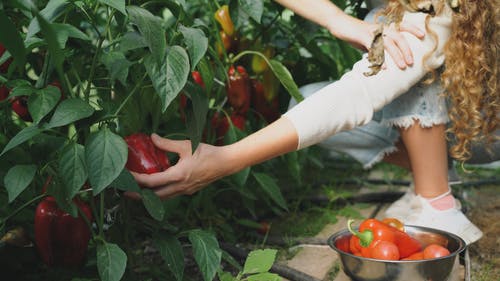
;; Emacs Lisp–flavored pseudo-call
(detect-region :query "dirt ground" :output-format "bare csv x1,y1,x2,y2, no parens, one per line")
466,185,500,280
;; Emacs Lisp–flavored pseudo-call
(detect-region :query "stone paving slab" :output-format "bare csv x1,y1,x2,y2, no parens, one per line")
283,206,378,280
280,201,465,281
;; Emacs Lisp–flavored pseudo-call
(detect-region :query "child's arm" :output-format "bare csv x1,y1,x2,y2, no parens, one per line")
285,10,453,149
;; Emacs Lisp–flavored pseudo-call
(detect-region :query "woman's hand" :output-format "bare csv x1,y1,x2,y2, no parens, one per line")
126,134,229,200
329,20,425,70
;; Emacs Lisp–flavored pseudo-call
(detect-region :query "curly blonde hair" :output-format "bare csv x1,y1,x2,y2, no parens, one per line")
385,0,499,162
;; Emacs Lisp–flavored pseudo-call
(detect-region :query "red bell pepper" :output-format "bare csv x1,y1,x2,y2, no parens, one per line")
0,85,8,101
11,96,32,122
34,196,93,267
227,65,251,114
348,218,422,259
214,5,234,37
124,133,171,174
251,78,280,123
211,112,246,145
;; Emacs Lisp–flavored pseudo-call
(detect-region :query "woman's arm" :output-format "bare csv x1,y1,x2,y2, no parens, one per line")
274,0,425,68
130,118,298,199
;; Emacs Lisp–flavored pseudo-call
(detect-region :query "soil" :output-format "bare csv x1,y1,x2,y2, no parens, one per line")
467,185,500,280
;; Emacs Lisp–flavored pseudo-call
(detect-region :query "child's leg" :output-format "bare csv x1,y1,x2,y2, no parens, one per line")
396,122,483,244
398,122,449,198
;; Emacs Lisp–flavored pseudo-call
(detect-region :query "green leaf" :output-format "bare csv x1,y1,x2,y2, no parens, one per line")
0,10,26,71
97,242,127,281
188,229,222,281
58,143,87,199
98,0,127,15
178,25,208,71
9,85,34,98
183,82,208,152
238,0,263,23
268,60,303,103
118,32,148,52
110,169,141,193
247,273,281,281
253,172,288,211
218,271,236,281
85,128,128,195
101,51,133,86
242,249,277,274
26,0,69,39
141,189,165,221
4,165,37,203
145,46,190,112
28,85,61,124
0,126,43,157
46,98,94,128
35,10,65,76
52,23,90,48
153,233,184,281
127,6,166,63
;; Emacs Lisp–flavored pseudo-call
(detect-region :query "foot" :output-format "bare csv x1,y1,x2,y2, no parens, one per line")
404,196,483,245
384,188,416,221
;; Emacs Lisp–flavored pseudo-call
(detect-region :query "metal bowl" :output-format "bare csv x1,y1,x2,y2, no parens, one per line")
327,225,466,281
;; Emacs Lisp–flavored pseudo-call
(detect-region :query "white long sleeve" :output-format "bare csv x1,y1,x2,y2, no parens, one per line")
283,8,453,149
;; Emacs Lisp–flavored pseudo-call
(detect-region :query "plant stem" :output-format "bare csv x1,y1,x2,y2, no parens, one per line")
99,192,105,237
113,72,148,117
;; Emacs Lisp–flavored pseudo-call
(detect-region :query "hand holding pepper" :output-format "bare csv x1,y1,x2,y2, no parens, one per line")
124,133,171,174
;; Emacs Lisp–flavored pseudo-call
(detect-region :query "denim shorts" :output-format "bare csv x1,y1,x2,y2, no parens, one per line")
290,80,449,168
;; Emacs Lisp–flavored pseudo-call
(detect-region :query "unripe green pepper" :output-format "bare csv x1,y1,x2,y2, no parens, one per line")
251,47,274,74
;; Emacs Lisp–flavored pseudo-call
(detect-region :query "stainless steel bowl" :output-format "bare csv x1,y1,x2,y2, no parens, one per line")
327,225,466,281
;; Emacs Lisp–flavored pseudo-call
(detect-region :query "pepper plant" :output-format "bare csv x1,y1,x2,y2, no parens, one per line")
0,0,361,280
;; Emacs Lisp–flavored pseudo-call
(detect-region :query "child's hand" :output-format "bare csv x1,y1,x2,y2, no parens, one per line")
380,21,425,69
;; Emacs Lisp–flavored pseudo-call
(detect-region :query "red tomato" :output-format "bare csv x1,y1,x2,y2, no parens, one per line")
402,251,424,260
370,240,400,260
335,235,351,253
423,244,450,259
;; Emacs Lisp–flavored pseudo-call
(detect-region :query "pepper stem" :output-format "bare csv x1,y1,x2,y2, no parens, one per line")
347,219,374,247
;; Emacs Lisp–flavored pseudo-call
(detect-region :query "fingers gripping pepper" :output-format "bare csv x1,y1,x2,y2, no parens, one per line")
34,197,93,267
124,133,171,174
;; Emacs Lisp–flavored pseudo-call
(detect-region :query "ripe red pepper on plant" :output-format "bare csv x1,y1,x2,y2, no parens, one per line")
251,78,280,123
34,196,93,267
125,133,171,174
180,71,205,121
211,111,246,145
227,65,251,114
214,5,234,37
11,96,32,122
0,85,8,101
